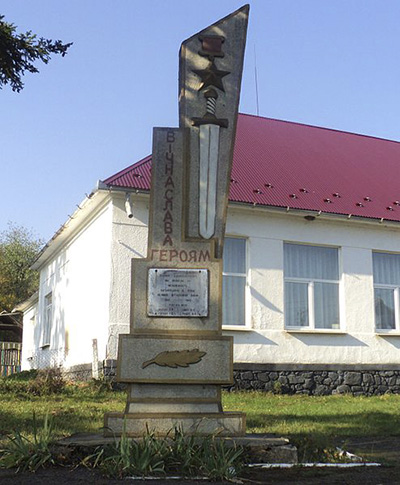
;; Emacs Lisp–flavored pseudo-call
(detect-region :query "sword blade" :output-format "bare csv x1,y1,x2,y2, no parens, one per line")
199,124,220,239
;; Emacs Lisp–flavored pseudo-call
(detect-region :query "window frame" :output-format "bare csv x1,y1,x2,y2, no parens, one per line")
42,292,53,347
373,251,400,333
222,236,250,329
284,242,342,332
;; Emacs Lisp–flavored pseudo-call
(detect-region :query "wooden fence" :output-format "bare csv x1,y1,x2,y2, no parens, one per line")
0,342,22,376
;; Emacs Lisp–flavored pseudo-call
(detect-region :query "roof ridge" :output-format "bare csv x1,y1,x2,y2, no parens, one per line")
239,112,400,145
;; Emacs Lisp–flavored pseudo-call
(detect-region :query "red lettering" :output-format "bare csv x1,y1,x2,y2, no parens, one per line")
199,250,210,262
163,211,173,222
165,176,174,188
163,199,173,211
163,235,173,246
165,162,173,175
164,221,172,234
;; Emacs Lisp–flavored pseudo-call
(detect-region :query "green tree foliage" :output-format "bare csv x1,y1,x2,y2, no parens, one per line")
0,223,43,311
0,15,72,92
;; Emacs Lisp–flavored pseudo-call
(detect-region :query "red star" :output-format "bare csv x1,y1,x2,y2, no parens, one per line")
193,61,230,92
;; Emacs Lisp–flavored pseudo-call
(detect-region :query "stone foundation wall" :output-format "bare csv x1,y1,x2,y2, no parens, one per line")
63,359,117,381
65,360,400,396
229,364,400,396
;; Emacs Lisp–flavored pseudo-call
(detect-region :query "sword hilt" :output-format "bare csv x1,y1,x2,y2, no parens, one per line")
191,88,228,128
204,88,217,115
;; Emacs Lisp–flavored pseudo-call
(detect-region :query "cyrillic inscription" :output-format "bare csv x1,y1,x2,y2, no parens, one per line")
148,269,208,317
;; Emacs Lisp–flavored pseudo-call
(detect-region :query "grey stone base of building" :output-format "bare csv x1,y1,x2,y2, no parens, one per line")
230,363,400,396
63,360,118,381
65,360,400,396
104,411,246,437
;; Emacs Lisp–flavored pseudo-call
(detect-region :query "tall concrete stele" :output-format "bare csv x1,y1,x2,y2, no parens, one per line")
105,5,249,437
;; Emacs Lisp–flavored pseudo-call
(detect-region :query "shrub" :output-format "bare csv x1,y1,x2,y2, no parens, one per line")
87,376,113,393
3,369,38,381
84,427,244,480
0,368,66,396
27,368,66,396
0,412,56,472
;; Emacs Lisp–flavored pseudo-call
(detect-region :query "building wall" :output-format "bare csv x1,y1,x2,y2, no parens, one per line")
103,197,400,368
20,301,38,369
224,206,400,366
24,202,113,370
24,193,400,386
107,194,149,359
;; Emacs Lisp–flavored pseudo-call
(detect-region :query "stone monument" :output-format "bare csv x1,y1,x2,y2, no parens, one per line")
105,5,249,437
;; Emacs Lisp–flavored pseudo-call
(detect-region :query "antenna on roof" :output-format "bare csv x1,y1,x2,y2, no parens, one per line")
254,44,260,116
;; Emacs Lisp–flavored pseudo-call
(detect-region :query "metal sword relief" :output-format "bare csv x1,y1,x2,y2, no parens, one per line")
192,35,230,240
142,349,207,369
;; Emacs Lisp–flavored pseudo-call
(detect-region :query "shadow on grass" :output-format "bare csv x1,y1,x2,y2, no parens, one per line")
247,411,400,462
0,409,103,439
247,411,400,437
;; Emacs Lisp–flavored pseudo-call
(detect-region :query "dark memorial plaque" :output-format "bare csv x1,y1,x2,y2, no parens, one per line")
148,269,208,317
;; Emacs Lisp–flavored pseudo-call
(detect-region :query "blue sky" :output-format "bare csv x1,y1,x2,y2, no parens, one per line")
2,0,400,241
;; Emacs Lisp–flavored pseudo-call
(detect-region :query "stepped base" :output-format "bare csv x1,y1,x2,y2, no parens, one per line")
58,432,298,464
104,411,246,437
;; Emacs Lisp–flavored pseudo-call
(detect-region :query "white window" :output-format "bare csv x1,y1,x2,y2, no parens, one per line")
284,243,340,329
373,252,400,331
222,237,247,326
42,292,52,346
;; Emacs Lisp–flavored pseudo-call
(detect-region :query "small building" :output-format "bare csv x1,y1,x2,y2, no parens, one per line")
0,310,23,375
20,114,400,393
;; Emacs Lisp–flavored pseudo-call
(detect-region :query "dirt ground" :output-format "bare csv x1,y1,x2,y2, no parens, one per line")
0,436,399,484
1,465,400,485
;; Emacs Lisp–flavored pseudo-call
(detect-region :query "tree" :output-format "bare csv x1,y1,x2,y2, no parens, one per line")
0,14,72,92
0,223,43,311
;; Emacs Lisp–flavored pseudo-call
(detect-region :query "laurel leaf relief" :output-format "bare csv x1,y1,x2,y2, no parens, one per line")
142,348,207,369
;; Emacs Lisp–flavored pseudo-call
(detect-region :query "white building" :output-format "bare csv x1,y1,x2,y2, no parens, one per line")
19,114,400,394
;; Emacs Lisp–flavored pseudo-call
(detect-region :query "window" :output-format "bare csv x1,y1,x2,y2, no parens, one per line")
284,243,340,329
42,292,52,346
373,252,400,331
222,237,247,326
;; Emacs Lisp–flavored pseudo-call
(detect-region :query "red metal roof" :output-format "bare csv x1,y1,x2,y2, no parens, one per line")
103,113,400,222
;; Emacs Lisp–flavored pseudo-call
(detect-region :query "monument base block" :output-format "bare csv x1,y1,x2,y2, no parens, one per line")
104,411,246,437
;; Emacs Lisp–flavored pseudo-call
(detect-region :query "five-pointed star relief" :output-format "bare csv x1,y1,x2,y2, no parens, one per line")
193,61,230,92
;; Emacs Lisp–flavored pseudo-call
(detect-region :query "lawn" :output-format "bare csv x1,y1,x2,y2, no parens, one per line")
224,391,400,438
1,371,400,447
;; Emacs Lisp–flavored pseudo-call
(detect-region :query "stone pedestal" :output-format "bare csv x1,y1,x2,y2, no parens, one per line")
104,412,245,437
105,6,249,437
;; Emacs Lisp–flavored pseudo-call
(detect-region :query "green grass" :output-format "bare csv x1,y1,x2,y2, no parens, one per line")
223,391,400,462
223,391,400,437
1,373,400,453
0,379,125,441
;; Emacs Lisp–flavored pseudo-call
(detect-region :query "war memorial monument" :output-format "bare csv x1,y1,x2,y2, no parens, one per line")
105,5,249,437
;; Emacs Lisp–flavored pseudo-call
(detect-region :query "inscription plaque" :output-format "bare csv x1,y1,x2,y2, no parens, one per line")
148,268,208,317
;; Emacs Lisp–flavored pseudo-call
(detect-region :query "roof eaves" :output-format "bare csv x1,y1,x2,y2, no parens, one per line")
32,189,111,271
229,200,400,228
